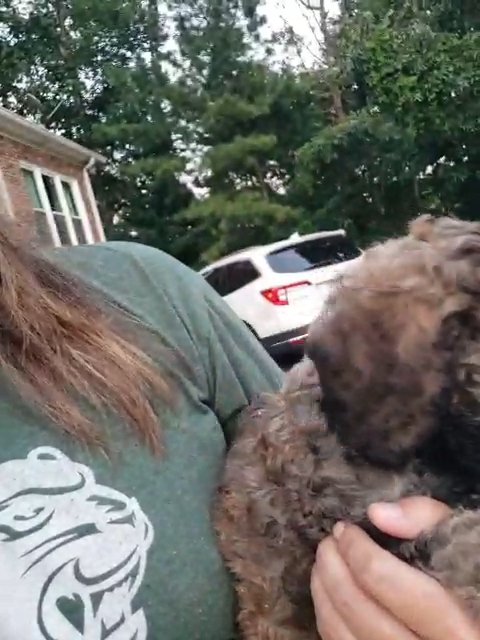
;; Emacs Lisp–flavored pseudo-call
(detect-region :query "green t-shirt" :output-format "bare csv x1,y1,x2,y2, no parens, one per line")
0,242,283,640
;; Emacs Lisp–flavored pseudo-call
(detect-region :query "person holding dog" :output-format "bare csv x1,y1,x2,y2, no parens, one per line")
312,496,480,640
0,214,477,640
0,222,282,639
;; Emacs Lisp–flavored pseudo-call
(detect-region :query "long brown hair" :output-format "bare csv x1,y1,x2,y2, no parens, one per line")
0,225,171,454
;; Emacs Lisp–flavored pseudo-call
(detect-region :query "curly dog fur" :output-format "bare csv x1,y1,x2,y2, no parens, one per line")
215,215,480,639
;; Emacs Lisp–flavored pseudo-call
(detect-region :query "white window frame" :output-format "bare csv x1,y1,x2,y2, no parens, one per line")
0,169,14,218
20,163,94,247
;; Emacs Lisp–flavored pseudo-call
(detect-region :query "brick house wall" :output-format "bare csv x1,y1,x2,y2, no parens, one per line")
0,133,105,245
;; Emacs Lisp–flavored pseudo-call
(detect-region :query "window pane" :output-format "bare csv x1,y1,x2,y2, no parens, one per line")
205,269,223,294
22,169,42,209
33,210,54,246
62,180,80,217
53,213,72,245
225,261,259,292
205,267,232,296
42,175,62,212
207,261,259,297
266,236,361,274
72,217,87,244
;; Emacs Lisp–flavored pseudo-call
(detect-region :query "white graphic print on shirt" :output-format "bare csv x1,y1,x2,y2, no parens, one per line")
0,447,154,639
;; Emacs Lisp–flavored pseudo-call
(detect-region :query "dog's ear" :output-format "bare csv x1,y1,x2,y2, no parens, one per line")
410,214,480,253
443,229,480,304
407,217,480,441
431,308,480,477
410,214,480,298
440,308,480,402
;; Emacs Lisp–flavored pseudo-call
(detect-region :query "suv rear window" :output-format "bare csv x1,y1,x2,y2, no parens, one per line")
266,236,360,274
204,259,259,296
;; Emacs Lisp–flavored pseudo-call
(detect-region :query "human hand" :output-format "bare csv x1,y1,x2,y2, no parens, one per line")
311,497,480,640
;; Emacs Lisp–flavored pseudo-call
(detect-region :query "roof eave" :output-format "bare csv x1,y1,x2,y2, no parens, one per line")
0,107,107,166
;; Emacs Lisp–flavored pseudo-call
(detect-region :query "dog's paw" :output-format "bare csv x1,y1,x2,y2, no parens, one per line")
403,509,480,619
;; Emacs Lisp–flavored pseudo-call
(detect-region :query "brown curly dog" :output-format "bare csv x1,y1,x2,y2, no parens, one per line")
215,215,480,640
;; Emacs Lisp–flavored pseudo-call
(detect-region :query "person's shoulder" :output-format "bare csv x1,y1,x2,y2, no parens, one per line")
91,241,175,262
51,242,214,332
54,241,200,285
64,241,188,270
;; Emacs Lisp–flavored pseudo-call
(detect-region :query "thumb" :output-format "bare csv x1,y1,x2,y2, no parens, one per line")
367,496,452,540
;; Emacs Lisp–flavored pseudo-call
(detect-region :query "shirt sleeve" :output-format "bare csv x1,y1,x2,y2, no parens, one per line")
199,280,284,443
57,241,284,443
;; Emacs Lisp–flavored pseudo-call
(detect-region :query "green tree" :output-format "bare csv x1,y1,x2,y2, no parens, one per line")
0,0,192,253
170,0,328,264
292,0,480,243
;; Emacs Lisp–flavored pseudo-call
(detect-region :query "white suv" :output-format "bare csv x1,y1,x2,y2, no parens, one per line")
200,230,362,359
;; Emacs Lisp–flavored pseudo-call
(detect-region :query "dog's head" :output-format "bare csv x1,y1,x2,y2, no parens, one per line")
306,215,480,473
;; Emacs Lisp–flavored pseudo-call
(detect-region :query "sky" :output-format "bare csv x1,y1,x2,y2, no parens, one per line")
264,0,339,32
261,0,339,66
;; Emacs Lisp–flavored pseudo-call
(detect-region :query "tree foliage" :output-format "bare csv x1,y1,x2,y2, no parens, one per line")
1,0,480,264
0,0,192,255
293,0,480,242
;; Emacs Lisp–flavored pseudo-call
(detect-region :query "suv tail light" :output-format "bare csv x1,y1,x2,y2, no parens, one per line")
261,281,311,306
